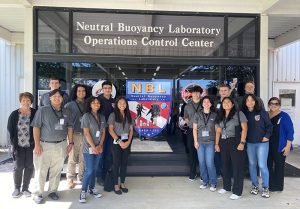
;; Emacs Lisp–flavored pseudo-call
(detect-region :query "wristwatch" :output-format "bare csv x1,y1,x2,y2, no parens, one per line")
240,141,246,145
69,141,74,145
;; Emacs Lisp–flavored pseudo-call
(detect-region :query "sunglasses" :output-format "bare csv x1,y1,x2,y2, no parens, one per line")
269,102,279,106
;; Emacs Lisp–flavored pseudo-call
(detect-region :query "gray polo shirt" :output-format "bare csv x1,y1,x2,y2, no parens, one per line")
40,92,69,107
194,111,217,144
107,112,133,136
184,101,202,128
31,105,73,142
65,100,86,133
216,111,247,138
81,112,106,154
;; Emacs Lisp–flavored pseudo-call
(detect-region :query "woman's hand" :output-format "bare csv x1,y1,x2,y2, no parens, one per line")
194,141,199,150
120,141,130,149
91,146,99,154
262,137,269,142
96,145,103,154
237,143,245,151
215,144,220,152
282,146,291,156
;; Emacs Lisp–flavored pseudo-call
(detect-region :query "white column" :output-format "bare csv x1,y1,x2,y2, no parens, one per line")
23,7,33,93
260,14,269,106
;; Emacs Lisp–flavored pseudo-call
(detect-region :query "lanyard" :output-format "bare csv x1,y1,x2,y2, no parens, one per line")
90,112,101,130
202,111,211,127
50,105,63,120
191,102,201,113
75,101,84,115
223,118,228,130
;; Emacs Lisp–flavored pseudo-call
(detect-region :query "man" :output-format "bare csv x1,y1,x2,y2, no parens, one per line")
31,89,73,204
97,81,115,185
40,77,69,107
184,86,202,181
236,80,265,109
65,84,90,189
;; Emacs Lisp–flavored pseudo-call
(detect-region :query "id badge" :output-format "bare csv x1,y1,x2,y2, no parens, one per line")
121,133,129,140
113,139,121,144
216,104,221,109
95,131,100,137
202,130,209,137
221,128,227,139
55,123,64,130
59,118,64,125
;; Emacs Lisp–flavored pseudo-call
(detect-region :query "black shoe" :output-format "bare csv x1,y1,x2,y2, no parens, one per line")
12,189,21,198
48,192,59,200
120,186,129,193
114,189,122,195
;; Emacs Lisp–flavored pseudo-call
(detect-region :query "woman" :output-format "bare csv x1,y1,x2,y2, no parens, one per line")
215,97,247,200
7,92,36,198
108,96,134,195
193,96,217,191
268,97,294,192
242,94,273,198
79,96,106,203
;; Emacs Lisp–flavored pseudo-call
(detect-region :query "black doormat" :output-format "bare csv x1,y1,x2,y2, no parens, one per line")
285,163,300,177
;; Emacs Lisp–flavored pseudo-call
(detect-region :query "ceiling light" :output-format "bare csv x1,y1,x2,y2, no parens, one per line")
122,72,126,75
153,72,157,76
125,77,128,79
118,66,122,71
156,66,160,71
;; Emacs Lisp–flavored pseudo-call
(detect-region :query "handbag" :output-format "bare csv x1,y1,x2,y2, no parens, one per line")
104,166,114,192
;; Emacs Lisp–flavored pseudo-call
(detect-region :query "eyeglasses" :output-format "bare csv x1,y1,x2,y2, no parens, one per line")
269,102,279,106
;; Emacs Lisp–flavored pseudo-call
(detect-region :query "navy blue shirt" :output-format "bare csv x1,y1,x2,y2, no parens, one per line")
99,95,115,121
244,109,273,143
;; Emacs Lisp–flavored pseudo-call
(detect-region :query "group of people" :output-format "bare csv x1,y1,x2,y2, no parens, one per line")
184,80,294,200
7,78,133,204
7,78,294,204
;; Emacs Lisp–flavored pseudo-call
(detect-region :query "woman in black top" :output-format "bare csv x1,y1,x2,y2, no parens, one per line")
7,92,36,198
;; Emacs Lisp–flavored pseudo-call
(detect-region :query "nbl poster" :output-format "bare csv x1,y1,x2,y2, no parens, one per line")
126,80,172,138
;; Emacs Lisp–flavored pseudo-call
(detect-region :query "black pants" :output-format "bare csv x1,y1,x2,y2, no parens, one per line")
112,144,130,185
187,130,198,178
220,137,245,196
268,145,286,191
98,131,113,180
13,146,34,191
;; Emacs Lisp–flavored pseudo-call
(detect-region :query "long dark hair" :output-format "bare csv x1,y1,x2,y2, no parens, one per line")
200,96,215,112
114,96,132,128
216,97,237,123
69,84,91,101
86,96,102,113
242,94,261,113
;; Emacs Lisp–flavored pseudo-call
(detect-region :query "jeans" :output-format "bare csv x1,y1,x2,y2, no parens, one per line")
97,128,113,180
82,153,102,192
197,143,217,186
247,142,269,188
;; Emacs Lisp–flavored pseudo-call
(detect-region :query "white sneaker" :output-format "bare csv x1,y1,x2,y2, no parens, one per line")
218,189,228,194
199,184,207,189
210,185,217,192
79,191,86,203
229,194,241,200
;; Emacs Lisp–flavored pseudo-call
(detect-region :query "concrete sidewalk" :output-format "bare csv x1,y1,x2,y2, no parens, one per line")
0,171,299,209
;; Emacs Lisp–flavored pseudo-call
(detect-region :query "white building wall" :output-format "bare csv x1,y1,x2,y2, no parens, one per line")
269,40,300,145
0,38,24,147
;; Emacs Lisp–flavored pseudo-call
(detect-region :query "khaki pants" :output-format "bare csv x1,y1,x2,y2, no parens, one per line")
33,140,67,196
67,133,84,181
